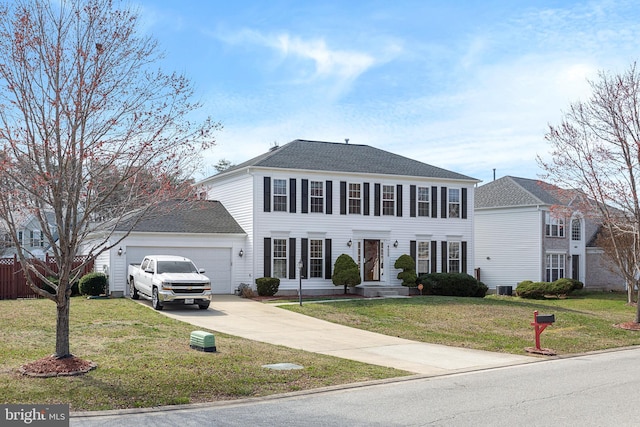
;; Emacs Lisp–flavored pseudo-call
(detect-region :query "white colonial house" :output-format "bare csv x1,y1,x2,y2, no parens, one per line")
474,176,623,291
196,139,479,296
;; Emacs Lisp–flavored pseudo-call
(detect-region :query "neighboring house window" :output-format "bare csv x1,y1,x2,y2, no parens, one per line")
31,230,44,247
310,181,324,213
448,241,460,273
382,185,395,215
448,188,460,218
417,241,430,275
349,183,361,214
273,238,287,278
18,231,23,246
546,253,565,281
273,179,287,212
545,212,565,237
571,219,581,241
417,187,430,217
309,239,323,278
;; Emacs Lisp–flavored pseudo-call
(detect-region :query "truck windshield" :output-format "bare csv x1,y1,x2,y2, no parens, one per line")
157,261,198,274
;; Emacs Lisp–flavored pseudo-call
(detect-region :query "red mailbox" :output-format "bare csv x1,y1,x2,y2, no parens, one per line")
525,310,556,355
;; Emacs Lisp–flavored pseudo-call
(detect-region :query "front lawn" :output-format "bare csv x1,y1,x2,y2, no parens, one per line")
281,292,640,354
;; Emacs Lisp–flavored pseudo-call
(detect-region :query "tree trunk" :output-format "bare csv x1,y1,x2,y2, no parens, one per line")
636,287,640,324
55,295,71,358
344,285,347,294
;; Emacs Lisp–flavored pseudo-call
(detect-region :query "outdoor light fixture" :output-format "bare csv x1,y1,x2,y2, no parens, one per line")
347,239,352,247
239,249,244,257
117,247,122,256
393,240,399,248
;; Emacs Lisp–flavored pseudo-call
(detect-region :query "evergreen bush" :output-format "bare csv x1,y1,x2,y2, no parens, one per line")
255,277,280,296
79,272,107,296
332,254,361,294
394,254,417,287
416,273,487,297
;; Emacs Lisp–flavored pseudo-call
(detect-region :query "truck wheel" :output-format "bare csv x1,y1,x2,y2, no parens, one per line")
198,301,210,310
152,287,163,310
129,279,139,300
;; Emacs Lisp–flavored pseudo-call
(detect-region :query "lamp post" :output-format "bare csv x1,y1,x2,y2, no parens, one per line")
298,259,303,306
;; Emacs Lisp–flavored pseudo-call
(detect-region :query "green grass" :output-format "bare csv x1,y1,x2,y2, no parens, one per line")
0,298,407,411
281,292,640,354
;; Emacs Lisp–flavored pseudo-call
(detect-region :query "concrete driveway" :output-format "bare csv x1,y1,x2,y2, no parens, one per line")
149,295,537,376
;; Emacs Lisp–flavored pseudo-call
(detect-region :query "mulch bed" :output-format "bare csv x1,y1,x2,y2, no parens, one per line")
614,322,640,331
19,355,97,377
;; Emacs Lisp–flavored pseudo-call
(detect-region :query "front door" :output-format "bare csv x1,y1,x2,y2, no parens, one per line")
364,239,381,282
572,255,579,281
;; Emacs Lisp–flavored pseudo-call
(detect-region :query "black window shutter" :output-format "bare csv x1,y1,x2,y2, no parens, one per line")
441,241,447,273
326,181,333,214
363,183,370,216
461,241,467,274
396,184,403,217
289,179,296,213
374,183,381,216
289,237,296,279
301,179,308,213
340,181,347,215
410,185,416,217
410,240,416,262
462,188,467,219
431,186,438,218
264,238,271,277
441,187,447,219
301,238,308,278
431,241,437,273
325,239,332,279
264,177,271,212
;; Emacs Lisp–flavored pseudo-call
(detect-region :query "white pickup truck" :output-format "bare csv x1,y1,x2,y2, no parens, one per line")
128,255,212,310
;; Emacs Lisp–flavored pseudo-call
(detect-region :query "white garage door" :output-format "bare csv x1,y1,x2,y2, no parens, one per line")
126,246,232,294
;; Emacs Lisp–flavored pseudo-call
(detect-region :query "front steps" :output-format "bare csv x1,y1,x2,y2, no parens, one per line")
353,285,409,298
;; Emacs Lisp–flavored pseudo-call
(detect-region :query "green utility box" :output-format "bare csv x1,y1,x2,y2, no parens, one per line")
190,330,216,352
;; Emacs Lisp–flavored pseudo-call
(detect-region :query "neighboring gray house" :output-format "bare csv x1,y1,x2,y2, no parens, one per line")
197,139,480,296
93,200,246,296
1,211,57,259
474,176,622,291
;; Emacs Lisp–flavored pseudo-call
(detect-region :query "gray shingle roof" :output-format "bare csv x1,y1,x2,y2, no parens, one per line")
475,176,562,208
219,139,477,181
114,200,245,234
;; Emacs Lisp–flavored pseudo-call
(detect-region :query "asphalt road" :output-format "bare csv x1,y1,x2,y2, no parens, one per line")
71,346,640,426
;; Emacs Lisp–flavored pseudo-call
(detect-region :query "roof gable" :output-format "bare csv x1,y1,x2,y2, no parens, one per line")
213,139,477,181
475,176,562,208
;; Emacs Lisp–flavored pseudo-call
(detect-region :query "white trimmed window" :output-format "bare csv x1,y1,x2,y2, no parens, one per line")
349,183,361,214
571,219,581,241
417,241,430,275
418,186,429,217
273,179,287,212
309,239,323,278
448,188,460,218
310,181,324,213
382,185,395,215
546,253,565,281
545,212,565,237
448,241,460,273
273,238,287,278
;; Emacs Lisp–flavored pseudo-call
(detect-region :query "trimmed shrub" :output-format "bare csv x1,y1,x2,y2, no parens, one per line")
255,277,280,297
332,254,361,294
394,254,417,287
417,273,488,298
515,278,584,299
79,272,107,296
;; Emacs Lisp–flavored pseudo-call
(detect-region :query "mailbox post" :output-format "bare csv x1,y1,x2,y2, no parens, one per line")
525,310,556,355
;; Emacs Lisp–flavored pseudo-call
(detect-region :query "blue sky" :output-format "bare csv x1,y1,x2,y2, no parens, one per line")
134,0,640,184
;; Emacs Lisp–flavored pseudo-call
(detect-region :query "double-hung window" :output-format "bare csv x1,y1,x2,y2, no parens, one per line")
273,179,287,212
546,253,565,281
545,212,565,237
382,185,395,215
417,241,430,275
448,241,460,273
309,239,323,278
310,181,324,213
417,187,429,217
348,183,361,214
571,219,581,241
273,238,287,278
448,188,460,218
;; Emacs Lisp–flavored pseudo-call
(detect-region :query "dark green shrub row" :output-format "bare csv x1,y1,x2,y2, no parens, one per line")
255,277,280,296
417,273,488,298
79,272,107,296
516,278,583,299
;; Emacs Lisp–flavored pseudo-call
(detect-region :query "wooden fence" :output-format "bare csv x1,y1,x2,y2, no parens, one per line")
0,254,94,300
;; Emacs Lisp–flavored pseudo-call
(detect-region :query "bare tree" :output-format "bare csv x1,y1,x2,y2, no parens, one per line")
593,227,637,304
0,0,220,360
539,62,640,323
